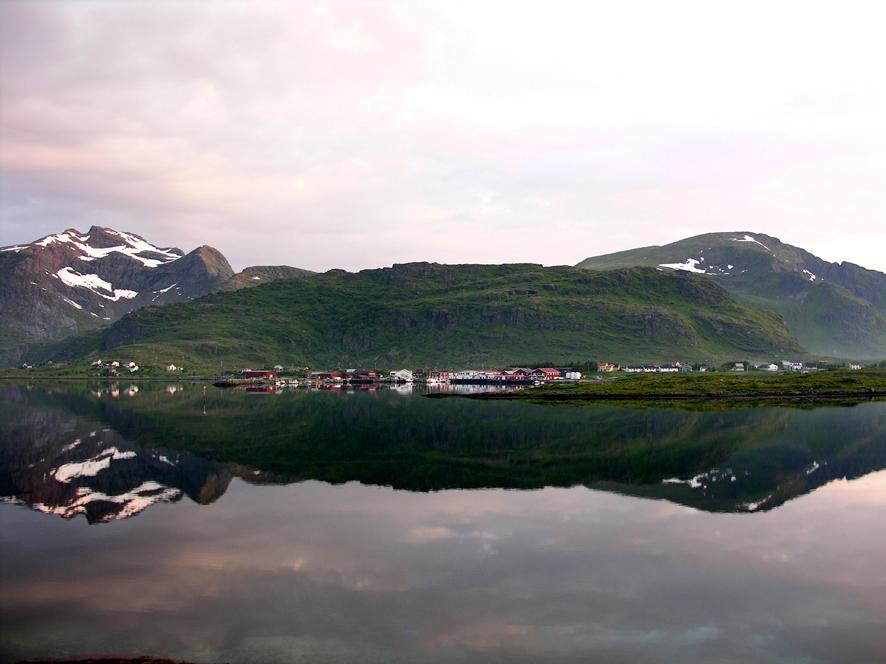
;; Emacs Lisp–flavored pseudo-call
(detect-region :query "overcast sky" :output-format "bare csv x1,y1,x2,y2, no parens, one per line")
1,1,885,272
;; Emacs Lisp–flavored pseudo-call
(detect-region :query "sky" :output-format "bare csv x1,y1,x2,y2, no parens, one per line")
1,0,885,273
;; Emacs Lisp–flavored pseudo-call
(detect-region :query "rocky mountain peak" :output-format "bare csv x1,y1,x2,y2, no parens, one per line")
0,227,235,365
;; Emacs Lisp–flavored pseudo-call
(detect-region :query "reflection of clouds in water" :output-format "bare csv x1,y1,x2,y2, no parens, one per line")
3,475,886,662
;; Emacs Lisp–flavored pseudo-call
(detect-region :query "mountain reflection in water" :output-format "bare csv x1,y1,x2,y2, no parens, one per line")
1,382,886,520
2,382,886,663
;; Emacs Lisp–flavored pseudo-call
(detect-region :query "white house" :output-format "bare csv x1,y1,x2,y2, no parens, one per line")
390,369,414,382
165,363,178,372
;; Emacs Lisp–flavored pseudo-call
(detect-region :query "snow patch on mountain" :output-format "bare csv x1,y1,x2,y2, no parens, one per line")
658,258,707,274
56,268,138,301
31,481,181,521
33,230,182,268
731,234,771,252
803,269,817,282
61,296,83,310
52,446,138,483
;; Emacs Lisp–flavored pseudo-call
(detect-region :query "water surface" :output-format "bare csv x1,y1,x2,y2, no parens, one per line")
1,382,885,663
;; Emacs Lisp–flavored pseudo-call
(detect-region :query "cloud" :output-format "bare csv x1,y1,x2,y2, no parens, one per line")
1,0,885,271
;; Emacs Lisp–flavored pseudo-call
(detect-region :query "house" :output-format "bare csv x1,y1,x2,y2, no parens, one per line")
111,360,120,368
506,368,532,380
348,370,380,382
849,363,863,370
642,366,659,373
165,363,178,372
781,360,803,371
755,363,779,372
565,371,582,380
128,364,139,373
390,369,414,382
91,359,103,367
658,365,679,373
531,368,562,380
241,369,277,381
679,364,694,373
732,363,746,372
623,366,645,373
597,362,618,372
309,371,332,381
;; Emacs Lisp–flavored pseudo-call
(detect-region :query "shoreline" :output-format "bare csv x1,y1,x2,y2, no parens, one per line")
426,389,886,403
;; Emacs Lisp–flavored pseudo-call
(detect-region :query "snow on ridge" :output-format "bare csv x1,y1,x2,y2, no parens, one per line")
802,269,817,282
52,446,139,483
31,481,181,521
61,438,82,452
731,234,771,252
154,282,178,294
658,258,707,274
0,245,28,253
151,282,179,302
56,267,138,301
31,230,183,268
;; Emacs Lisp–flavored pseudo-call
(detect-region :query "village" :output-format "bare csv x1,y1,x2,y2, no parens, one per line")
27,356,866,381
75,358,867,382
209,358,861,388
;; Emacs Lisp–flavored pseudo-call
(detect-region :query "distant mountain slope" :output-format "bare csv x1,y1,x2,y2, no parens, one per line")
215,265,315,292
577,232,886,359
36,263,803,370
0,226,234,366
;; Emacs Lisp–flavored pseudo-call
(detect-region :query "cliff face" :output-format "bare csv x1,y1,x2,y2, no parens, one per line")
0,227,234,365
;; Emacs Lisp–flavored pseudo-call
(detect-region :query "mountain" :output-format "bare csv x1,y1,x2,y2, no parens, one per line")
577,232,886,359
35,262,802,370
0,226,234,365
0,384,231,523
8,382,886,516
215,265,315,292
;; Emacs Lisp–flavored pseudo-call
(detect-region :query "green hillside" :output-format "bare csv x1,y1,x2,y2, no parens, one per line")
31,263,803,371
214,264,315,292
577,232,886,359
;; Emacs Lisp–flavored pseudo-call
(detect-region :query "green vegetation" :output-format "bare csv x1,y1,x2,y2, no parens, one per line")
25,263,803,373
476,369,886,402
577,231,886,359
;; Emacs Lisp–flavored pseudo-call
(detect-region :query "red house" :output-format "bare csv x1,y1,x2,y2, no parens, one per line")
530,367,561,380
241,369,277,380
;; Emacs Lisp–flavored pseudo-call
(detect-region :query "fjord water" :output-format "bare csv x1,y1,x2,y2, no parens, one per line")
1,383,885,663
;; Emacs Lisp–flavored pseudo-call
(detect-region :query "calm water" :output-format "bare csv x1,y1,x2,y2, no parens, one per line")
1,382,885,663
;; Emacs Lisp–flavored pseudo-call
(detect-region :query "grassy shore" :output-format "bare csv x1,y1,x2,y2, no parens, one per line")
453,369,886,403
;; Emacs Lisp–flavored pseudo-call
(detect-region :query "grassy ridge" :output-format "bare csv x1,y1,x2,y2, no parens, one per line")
26,263,803,372
576,231,886,359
